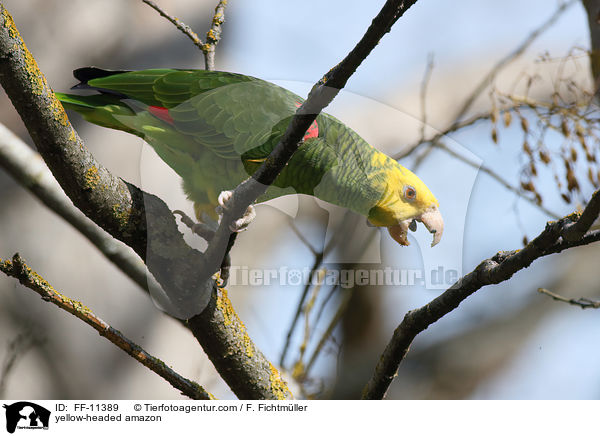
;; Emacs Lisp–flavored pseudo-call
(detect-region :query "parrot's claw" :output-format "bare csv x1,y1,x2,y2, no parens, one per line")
173,210,216,241
216,190,257,232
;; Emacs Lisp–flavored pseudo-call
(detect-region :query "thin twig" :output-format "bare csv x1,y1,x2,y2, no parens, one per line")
141,0,205,52
293,271,325,376
288,220,319,255
0,253,214,400
418,53,435,144
394,102,562,219
362,188,600,399
538,287,600,309
304,288,352,377
141,0,228,71
0,331,42,397
396,109,507,160
312,284,341,339
280,251,324,367
563,189,600,241
280,213,355,368
396,0,576,160
451,0,576,128
434,139,561,219
204,0,228,71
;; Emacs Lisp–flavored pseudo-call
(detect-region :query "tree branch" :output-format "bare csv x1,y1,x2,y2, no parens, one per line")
583,0,600,93
362,189,600,399
203,0,228,71
280,251,323,368
0,330,42,397
141,0,228,71
0,253,213,400
141,0,205,52
433,138,561,219
563,188,600,241
418,53,434,144
537,287,600,309
448,0,576,129
188,287,293,399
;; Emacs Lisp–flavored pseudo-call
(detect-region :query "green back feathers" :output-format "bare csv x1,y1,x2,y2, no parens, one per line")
57,68,389,217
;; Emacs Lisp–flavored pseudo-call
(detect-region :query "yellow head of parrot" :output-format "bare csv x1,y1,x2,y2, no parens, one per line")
368,161,443,247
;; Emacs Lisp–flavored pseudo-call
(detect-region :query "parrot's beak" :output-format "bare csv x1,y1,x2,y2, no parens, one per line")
387,220,411,246
387,205,444,247
418,205,444,247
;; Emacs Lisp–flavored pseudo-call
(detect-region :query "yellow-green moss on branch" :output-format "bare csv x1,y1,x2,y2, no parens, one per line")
0,253,213,400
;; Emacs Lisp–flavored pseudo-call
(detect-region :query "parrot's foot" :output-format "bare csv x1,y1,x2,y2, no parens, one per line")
173,209,232,287
216,190,257,232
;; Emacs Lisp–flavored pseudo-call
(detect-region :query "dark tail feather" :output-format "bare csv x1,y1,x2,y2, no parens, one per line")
73,67,130,84
71,67,131,98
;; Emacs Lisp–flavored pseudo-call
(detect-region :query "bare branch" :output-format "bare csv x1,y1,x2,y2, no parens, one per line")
582,0,600,93
362,189,600,399
449,0,576,128
293,273,325,376
141,0,228,70
433,139,561,219
0,253,214,400
203,0,228,71
141,0,205,52
537,287,600,309
280,252,323,368
304,288,351,377
0,122,150,291
398,0,566,160
0,330,42,397
563,189,600,241
418,53,434,144
188,287,293,399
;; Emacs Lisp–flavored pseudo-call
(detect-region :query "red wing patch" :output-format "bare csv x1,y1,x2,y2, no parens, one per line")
295,101,319,140
148,105,174,124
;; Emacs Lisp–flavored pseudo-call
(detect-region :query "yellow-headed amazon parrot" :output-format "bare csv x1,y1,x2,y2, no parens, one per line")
56,68,443,246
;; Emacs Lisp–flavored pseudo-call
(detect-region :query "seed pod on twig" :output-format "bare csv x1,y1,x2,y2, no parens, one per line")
520,116,529,134
503,111,512,127
560,118,570,137
530,161,537,176
539,149,551,164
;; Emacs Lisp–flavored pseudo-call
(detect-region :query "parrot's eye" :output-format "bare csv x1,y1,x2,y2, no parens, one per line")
403,185,417,202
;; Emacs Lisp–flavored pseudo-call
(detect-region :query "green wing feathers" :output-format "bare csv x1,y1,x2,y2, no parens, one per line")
56,68,388,218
